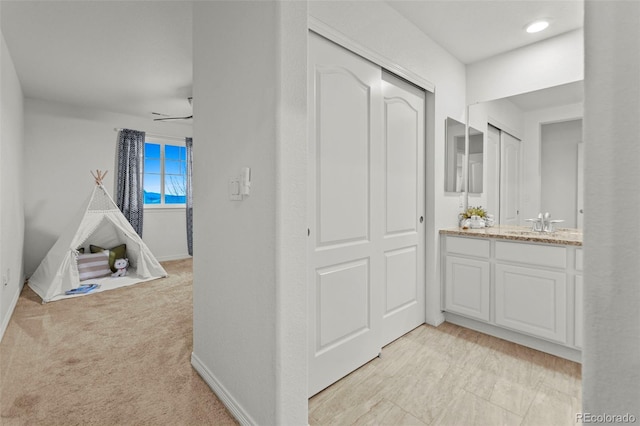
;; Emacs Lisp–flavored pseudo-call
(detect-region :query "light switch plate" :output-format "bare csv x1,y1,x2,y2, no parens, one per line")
229,177,242,201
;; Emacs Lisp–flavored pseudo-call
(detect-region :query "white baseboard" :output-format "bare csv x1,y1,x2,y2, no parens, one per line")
156,254,192,262
444,312,582,363
0,280,23,343
191,352,257,426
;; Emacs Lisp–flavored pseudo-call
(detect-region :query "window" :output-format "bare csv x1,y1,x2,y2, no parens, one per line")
144,139,187,206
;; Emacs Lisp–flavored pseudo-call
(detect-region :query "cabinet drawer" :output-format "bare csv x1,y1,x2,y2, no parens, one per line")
496,241,566,269
446,236,490,258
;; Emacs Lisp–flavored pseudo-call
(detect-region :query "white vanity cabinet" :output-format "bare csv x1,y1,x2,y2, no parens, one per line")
441,229,583,362
444,237,490,321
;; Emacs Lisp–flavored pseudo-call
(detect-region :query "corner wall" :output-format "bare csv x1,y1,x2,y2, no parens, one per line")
583,1,640,417
191,2,307,424
0,29,25,340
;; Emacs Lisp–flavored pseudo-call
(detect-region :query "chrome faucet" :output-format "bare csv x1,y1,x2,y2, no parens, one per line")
526,212,563,233
543,212,551,232
530,213,544,232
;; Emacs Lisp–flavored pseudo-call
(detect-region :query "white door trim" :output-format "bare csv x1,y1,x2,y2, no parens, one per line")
308,16,435,93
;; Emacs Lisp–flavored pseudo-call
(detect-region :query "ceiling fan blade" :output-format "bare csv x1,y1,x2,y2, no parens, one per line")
153,115,193,121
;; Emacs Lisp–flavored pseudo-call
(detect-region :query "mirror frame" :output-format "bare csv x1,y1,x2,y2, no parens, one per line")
444,117,466,193
467,126,484,194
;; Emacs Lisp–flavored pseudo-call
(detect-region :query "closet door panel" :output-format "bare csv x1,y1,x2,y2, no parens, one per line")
308,33,426,396
308,32,383,397
316,67,370,246
380,72,426,347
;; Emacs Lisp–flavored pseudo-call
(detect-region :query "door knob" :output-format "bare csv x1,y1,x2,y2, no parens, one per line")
420,216,424,223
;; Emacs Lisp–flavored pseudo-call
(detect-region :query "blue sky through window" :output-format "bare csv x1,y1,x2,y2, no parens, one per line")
144,142,186,205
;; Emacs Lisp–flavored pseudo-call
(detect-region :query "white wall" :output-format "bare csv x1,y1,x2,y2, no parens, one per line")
467,29,584,104
23,98,192,276
191,2,307,424
583,1,640,417
540,119,582,228
275,3,308,421
309,0,467,327
0,29,25,341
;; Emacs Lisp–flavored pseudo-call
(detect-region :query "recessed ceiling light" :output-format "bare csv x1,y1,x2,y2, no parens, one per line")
526,20,550,33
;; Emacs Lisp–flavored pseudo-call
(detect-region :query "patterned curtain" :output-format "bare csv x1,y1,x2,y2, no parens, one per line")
186,137,193,255
116,129,145,236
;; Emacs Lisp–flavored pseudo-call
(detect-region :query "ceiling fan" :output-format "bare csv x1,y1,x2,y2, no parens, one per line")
152,97,193,121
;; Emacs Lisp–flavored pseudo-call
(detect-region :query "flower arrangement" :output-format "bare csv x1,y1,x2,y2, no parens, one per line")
459,206,488,220
458,206,493,229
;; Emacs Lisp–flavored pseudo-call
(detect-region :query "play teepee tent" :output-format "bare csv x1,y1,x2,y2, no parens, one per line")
28,171,168,302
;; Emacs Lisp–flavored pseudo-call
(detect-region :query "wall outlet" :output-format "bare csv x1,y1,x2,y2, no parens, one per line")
2,268,9,287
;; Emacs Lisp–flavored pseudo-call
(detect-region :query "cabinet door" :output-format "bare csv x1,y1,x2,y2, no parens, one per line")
445,256,490,321
495,264,567,342
574,275,583,348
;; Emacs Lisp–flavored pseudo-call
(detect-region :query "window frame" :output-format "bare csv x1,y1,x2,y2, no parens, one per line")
143,136,187,209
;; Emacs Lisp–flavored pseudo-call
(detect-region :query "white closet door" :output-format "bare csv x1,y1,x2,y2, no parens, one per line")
308,32,384,396
379,71,425,347
500,132,521,225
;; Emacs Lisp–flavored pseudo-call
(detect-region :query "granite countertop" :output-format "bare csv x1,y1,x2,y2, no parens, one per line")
439,225,583,246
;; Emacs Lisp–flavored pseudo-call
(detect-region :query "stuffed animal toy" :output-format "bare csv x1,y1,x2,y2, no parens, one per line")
111,258,129,278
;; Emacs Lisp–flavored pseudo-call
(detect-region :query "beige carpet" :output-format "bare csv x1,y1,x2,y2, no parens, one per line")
0,258,238,425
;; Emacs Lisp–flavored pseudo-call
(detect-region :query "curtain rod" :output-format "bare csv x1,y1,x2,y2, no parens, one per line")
113,128,189,142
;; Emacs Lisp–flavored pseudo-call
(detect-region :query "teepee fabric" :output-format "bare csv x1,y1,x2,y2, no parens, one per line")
28,184,168,302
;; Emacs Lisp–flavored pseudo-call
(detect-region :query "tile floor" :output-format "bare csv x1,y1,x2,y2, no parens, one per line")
309,322,581,425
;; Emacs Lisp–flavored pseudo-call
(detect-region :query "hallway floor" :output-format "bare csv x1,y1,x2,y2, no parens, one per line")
309,322,581,425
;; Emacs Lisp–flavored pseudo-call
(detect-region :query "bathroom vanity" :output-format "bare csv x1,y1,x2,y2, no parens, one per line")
440,225,582,362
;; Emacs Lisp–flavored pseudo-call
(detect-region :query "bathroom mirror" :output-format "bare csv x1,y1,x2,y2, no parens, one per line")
467,126,483,194
445,117,466,193
468,80,584,227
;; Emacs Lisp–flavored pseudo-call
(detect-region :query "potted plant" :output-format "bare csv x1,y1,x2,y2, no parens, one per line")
458,206,488,228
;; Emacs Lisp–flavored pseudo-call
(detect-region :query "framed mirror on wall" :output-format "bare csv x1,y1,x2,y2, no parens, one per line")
445,117,484,200
445,117,466,193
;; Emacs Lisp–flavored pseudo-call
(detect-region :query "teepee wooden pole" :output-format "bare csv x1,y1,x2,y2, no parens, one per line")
91,170,108,185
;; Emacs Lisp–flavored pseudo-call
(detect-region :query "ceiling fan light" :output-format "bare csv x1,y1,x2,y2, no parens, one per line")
526,20,550,33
